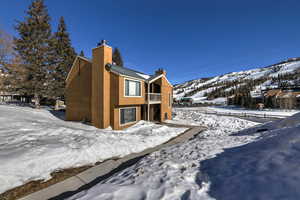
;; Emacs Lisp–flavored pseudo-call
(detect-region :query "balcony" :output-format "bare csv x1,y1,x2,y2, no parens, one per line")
146,93,161,104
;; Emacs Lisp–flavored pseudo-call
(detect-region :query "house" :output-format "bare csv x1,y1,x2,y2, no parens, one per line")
65,40,173,130
0,69,31,103
262,88,300,109
277,91,300,109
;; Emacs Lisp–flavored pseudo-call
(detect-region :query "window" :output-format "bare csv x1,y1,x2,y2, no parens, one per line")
125,79,141,97
120,107,136,125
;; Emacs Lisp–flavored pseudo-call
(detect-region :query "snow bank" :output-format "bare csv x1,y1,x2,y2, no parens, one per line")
200,118,300,200
193,97,227,105
184,106,299,117
68,109,300,200
67,109,259,200
0,105,187,194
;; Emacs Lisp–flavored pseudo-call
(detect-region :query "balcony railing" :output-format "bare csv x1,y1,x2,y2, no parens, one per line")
146,93,161,103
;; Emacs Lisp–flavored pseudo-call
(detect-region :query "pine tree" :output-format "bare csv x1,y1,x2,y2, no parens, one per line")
112,48,123,67
79,50,84,57
50,16,76,101
14,0,53,108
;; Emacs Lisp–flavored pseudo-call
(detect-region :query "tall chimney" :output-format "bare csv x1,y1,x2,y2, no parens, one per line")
91,40,112,128
155,68,167,76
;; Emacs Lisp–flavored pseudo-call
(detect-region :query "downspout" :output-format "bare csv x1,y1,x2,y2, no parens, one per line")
147,82,150,121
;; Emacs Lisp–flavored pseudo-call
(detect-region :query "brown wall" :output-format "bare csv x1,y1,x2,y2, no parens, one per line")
111,105,141,130
118,76,146,105
159,76,173,121
91,45,112,129
109,74,143,129
66,58,92,122
66,47,172,130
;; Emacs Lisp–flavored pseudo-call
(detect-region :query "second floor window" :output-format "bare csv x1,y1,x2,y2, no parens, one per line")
125,79,141,97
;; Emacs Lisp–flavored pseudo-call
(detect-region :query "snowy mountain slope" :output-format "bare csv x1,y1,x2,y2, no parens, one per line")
174,58,300,103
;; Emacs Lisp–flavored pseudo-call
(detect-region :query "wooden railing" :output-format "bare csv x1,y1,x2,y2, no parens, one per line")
146,93,161,103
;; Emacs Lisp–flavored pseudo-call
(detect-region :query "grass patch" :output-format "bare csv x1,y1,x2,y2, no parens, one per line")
0,165,91,200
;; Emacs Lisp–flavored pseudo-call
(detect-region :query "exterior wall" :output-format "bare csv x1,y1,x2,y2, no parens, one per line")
159,76,173,121
118,76,146,105
66,45,172,130
91,45,112,129
66,59,92,122
111,105,141,130
110,73,119,128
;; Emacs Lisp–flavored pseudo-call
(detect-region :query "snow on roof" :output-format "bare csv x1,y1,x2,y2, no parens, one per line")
136,73,151,80
107,64,151,80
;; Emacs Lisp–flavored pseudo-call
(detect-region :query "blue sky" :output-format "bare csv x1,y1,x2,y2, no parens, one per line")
1,0,300,84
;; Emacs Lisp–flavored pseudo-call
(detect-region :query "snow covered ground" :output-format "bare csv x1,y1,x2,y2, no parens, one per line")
67,109,260,200
0,105,187,194
177,106,299,118
193,97,227,105
200,112,300,200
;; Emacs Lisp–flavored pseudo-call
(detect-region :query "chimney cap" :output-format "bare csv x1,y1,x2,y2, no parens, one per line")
155,68,167,76
97,40,108,46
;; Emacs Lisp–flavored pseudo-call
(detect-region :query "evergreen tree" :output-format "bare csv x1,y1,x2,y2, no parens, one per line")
14,0,53,107
50,16,76,100
79,50,84,57
112,48,123,66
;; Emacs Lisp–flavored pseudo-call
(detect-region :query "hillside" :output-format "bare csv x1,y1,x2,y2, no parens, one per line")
174,57,300,104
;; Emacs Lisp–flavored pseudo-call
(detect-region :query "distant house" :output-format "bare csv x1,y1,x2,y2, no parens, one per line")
0,69,30,103
263,88,300,109
65,41,173,130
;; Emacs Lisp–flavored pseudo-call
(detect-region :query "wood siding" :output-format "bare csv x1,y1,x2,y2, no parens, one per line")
118,76,146,105
91,45,112,129
112,105,141,130
66,45,172,130
160,76,173,121
65,58,92,122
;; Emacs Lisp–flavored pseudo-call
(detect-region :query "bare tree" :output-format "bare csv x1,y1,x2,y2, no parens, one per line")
0,29,28,97
0,28,13,68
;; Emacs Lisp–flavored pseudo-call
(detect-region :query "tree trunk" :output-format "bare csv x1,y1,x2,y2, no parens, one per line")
34,93,40,109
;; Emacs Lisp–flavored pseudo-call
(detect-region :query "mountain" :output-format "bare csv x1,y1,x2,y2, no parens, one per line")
174,57,300,104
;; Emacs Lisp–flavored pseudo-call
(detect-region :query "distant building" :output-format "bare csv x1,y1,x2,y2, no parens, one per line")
263,87,300,109
0,69,30,103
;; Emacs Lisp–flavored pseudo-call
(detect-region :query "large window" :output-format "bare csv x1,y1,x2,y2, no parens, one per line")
125,79,141,97
120,107,136,125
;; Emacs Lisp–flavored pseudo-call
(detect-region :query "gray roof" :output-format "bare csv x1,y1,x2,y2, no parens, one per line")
148,73,162,82
106,64,152,80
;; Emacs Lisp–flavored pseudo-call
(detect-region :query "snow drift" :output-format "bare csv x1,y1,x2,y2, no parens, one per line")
200,112,300,200
0,105,187,194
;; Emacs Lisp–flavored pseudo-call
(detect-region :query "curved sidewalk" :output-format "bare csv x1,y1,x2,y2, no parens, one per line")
20,125,206,200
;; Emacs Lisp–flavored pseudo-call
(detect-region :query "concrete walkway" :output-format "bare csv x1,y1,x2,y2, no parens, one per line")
20,125,206,200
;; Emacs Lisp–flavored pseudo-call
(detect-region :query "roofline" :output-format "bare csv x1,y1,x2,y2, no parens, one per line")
108,67,146,82
66,56,92,83
108,66,172,86
148,74,173,87
92,44,112,50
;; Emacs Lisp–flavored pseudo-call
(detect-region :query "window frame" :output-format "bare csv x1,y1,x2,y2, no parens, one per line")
124,78,142,97
119,107,137,126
